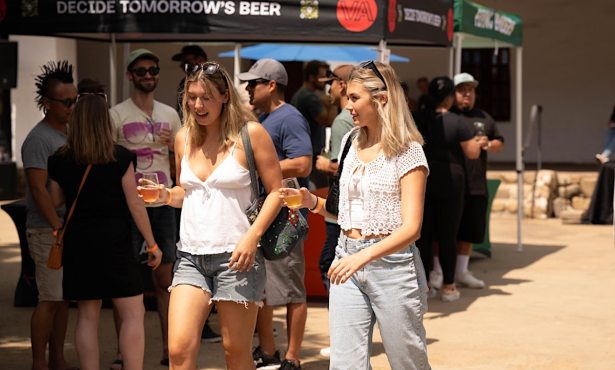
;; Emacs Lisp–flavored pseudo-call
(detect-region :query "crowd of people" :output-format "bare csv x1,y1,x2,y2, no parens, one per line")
21,45,503,370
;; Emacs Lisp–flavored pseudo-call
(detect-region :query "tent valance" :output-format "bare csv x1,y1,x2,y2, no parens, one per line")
454,0,522,47
0,0,453,46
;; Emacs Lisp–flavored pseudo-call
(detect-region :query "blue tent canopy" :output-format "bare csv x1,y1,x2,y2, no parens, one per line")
219,43,409,63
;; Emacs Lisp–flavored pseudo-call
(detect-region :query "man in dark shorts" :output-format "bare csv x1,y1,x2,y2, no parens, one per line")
450,72,504,289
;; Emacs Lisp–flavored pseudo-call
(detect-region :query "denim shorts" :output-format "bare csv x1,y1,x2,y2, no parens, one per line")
26,228,63,302
329,235,430,370
170,249,266,305
131,205,177,264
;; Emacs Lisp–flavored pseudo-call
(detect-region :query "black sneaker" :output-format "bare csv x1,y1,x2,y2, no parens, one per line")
279,359,301,370
201,323,222,343
252,346,281,369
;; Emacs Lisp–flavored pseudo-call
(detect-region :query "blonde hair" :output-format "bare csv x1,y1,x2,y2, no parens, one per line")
348,62,424,158
181,63,256,148
62,94,115,164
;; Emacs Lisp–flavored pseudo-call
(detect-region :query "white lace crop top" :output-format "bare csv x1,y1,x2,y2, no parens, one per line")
177,137,253,255
336,130,429,236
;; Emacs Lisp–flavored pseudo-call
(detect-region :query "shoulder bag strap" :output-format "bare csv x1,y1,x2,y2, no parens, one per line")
57,164,92,241
336,129,357,177
241,125,259,200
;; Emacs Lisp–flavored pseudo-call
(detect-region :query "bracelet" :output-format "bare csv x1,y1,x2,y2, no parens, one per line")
308,194,319,211
164,188,173,205
147,244,159,253
310,197,325,214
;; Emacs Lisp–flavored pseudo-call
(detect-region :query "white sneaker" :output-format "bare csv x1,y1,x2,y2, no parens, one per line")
596,153,610,164
456,271,485,289
429,270,443,290
440,287,461,302
319,347,330,358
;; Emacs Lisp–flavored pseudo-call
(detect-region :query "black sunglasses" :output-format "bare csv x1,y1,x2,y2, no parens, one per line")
130,66,160,77
246,79,270,88
46,96,78,108
359,60,387,90
77,92,108,103
184,62,221,75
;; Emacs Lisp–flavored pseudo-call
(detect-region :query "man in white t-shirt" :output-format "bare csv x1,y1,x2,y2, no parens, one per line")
109,48,181,366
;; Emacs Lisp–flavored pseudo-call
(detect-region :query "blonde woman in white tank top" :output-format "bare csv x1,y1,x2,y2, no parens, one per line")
280,62,431,369
152,62,283,370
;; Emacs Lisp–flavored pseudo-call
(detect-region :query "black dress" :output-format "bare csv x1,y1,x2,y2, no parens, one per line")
48,145,143,300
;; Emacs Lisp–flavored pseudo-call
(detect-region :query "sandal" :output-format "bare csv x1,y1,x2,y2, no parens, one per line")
110,359,123,370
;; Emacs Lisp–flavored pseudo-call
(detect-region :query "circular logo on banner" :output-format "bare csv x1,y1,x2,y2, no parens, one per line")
337,0,378,33
0,0,6,23
387,0,397,33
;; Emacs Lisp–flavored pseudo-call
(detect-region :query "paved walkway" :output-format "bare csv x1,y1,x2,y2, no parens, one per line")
1,206,614,369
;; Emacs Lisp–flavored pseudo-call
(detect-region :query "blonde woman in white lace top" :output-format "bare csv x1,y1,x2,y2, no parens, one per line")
280,61,430,369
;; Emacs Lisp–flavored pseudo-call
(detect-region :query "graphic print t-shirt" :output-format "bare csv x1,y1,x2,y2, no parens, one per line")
110,98,181,187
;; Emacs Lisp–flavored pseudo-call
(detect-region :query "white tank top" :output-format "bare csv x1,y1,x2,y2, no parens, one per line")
347,164,369,230
177,136,253,255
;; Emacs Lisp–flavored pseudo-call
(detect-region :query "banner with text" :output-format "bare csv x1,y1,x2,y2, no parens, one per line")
454,0,523,46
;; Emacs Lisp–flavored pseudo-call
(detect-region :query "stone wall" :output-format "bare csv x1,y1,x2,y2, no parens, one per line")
488,170,598,223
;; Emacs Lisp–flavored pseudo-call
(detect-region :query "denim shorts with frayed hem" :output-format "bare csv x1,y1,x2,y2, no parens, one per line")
170,249,266,306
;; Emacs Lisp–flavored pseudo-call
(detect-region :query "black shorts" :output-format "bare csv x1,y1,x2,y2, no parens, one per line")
457,195,488,244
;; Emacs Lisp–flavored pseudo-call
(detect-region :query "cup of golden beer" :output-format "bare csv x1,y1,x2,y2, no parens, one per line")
281,178,302,209
139,172,160,203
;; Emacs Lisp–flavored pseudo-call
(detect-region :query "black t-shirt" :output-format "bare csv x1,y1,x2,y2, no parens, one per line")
450,106,504,195
414,110,474,193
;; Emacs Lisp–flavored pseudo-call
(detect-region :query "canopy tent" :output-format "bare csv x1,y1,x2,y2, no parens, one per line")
218,43,410,63
453,0,524,251
0,0,454,103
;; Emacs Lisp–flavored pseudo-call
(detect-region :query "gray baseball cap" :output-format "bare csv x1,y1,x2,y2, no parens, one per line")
127,48,159,70
237,58,288,86
453,72,479,87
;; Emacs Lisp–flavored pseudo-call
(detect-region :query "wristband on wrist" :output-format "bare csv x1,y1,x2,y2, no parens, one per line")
147,243,159,253
308,194,318,211
310,197,325,214
164,188,173,205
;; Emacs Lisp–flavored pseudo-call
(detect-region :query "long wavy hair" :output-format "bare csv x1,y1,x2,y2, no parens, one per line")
181,62,256,149
60,94,115,164
347,61,424,158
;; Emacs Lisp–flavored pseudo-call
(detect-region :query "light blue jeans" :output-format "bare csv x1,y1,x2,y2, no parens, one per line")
329,235,430,370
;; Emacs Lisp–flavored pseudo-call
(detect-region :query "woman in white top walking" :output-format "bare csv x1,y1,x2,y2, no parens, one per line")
281,61,430,369
155,62,282,370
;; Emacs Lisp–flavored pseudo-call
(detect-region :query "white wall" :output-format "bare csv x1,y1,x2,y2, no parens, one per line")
10,35,77,167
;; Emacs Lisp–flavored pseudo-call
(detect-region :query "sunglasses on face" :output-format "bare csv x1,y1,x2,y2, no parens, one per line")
77,92,108,103
246,79,270,88
46,96,78,108
184,62,221,75
358,60,387,90
130,66,160,77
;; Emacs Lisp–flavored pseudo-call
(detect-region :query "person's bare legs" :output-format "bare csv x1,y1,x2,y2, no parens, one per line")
74,300,102,370
168,285,211,370
217,301,259,370
110,305,123,369
113,295,145,370
284,302,307,364
48,301,70,370
152,262,173,362
255,304,276,355
31,301,69,370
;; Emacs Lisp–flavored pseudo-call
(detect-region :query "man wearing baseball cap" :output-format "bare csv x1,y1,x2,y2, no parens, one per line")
239,58,312,370
172,45,208,121
109,48,181,367
430,72,504,291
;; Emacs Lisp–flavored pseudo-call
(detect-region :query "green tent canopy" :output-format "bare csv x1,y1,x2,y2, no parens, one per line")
454,0,523,47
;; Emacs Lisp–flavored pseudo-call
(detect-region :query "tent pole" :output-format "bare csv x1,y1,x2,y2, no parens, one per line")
377,39,387,63
109,34,117,107
122,43,130,100
234,43,241,88
454,33,463,75
448,44,454,78
516,46,524,252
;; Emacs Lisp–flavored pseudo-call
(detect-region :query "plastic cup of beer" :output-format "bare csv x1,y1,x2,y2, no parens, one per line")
139,172,160,203
282,178,302,209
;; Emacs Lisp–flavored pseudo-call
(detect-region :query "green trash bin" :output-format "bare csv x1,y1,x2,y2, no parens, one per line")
473,179,501,257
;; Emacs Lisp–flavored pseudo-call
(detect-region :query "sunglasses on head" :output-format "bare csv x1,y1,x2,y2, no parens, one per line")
46,96,78,108
358,60,387,90
246,79,270,88
184,62,221,75
77,92,108,103
130,66,160,77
